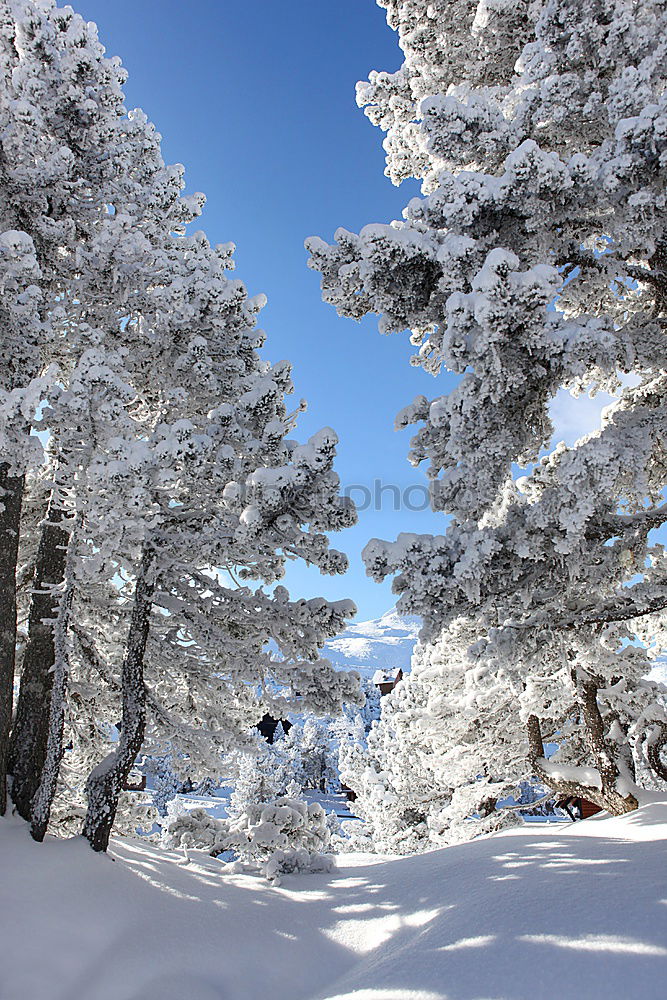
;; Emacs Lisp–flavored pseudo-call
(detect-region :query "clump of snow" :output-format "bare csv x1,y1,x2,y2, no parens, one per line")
539,759,603,790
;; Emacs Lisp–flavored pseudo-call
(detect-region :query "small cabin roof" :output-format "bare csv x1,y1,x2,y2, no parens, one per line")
372,667,402,686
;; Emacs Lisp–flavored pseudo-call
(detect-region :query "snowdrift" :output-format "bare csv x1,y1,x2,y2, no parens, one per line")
1,801,666,1000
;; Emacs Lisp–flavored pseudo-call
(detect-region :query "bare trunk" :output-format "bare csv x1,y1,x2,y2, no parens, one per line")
82,544,156,852
9,488,73,820
0,464,24,815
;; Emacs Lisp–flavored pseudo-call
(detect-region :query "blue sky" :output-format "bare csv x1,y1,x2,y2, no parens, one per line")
73,0,455,621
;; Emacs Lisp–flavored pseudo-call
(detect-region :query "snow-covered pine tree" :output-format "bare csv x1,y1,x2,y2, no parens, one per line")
337,688,438,855
281,716,337,793
146,753,182,817
1,0,204,819
76,234,360,851
339,629,526,853
331,675,382,737
1,0,361,847
308,0,667,828
226,734,294,823
272,720,286,744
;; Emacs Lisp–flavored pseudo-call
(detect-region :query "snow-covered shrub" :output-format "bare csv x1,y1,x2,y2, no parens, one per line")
161,793,334,884
161,802,225,856
220,796,334,883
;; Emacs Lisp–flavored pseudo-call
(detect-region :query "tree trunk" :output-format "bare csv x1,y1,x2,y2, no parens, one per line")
9,488,73,820
646,721,667,783
0,464,24,815
30,576,74,843
527,706,638,817
82,544,156,852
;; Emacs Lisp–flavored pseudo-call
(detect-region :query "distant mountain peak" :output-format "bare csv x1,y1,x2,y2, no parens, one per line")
323,608,420,679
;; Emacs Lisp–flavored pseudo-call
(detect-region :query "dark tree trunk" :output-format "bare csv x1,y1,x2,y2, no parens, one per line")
82,544,156,852
0,464,24,815
645,721,667,784
9,490,73,820
30,578,74,843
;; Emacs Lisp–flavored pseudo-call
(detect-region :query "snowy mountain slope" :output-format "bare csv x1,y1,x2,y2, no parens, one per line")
649,662,667,687
322,608,420,679
2,800,667,1000
324,614,667,691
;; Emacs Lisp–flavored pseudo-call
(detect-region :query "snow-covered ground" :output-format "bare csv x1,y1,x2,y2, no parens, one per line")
323,608,420,680
2,800,666,1000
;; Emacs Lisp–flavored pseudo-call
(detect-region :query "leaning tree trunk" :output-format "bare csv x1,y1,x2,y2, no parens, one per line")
9,487,74,820
580,679,638,813
527,692,639,817
82,544,156,852
0,464,24,815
